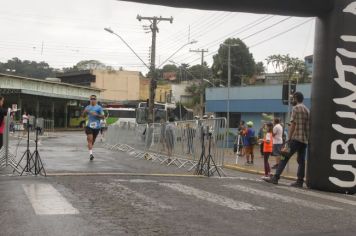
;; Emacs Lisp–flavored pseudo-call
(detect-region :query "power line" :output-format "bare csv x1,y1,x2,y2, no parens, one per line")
249,18,314,48
159,11,225,47
158,12,232,52
170,15,274,63
180,16,294,65
301,19,314,57
241,16,293,41
190,13,237,39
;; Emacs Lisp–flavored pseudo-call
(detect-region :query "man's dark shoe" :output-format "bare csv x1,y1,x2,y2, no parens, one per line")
290,181,303,188
264,175,279,185
90,154,94,161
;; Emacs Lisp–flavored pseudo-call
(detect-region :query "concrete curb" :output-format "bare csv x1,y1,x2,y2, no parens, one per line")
223,164,297,181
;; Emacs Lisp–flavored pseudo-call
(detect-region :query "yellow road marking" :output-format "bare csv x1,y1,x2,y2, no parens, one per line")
223,164,297,181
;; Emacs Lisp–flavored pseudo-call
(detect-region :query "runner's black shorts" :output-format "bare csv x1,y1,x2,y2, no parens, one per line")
85,127,100,140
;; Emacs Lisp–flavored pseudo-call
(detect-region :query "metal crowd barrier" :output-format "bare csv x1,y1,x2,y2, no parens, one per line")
0,108,21,173
103,118,227,173
42,119,54,136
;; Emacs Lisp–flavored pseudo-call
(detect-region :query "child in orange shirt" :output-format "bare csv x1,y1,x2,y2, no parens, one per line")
261,122,274,179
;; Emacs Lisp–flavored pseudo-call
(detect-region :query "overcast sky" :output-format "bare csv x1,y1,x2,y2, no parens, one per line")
0,0,315,74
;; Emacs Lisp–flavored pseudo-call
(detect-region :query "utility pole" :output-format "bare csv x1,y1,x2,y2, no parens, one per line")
227,46,231,131
137,15,173,123
221,43,239,130
190,49,208,117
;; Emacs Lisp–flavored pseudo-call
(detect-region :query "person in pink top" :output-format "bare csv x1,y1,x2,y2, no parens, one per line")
0,96,8,149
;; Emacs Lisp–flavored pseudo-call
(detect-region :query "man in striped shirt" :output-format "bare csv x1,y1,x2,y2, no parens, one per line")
265,92,310,187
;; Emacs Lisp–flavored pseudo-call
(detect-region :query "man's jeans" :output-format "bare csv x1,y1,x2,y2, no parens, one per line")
275,140,307,182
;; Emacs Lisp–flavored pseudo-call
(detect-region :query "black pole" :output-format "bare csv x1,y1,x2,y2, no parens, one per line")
26,124,30,172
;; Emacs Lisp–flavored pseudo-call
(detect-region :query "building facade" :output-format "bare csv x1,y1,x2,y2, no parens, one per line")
58,70,144,101
58,70,172,104
139,79,172,103
205,83,311,129
0,74,101,128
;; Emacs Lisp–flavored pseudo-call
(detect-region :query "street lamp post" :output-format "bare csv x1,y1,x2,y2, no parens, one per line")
104,28,150,70
221,43,239,130
158,40,197,68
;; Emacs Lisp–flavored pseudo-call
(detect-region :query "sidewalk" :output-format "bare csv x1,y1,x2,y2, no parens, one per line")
223,146,301,180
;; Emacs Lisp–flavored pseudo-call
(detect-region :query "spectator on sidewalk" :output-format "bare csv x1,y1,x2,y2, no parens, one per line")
271,118,284,169
100,110,109,142
242,121,256,165
265,92,310,187
0,96,8,149
185,123,195,155
159,119,167,152
260,122,274,179
22,111,29,134
258,122,267,158
165,117,176,163
9,111,15,133
233,121,245,154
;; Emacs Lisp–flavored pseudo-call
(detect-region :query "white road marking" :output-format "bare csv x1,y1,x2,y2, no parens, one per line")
159,183,264,211
277,186,356,207
96,182,173,211
22,184,79,215
224,184,341,210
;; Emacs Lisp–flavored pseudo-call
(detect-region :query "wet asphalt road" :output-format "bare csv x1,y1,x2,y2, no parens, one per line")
0,132,356,236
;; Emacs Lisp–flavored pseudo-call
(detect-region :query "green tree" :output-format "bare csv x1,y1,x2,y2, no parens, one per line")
212,38,256,86
161,64,178,73
177,63,190,81
184,82,207,108
266,54,308,82
63,60,113,72
0,57,55,79
255,61,265,75
187,63,212,81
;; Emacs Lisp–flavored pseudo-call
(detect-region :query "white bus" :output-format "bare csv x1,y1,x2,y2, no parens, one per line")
103,107,136,125
136,102,193,124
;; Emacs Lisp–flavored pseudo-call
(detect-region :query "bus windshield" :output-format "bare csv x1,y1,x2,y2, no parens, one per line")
106,109,135,118
104,108,136,125
136,107,167,124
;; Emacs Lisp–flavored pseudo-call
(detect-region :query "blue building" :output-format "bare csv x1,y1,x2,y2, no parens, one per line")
205,83,311,130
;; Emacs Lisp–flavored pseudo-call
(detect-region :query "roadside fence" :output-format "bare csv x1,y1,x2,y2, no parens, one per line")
103,118,227,173
0,108,21,173
42,119,55,137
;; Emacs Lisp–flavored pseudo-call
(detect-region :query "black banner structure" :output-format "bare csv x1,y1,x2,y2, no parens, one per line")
123,0,356,194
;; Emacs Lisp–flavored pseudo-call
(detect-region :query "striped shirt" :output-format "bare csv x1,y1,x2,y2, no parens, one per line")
290,103,310,144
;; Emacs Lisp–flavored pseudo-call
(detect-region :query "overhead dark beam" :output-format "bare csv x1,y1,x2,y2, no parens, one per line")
119,0,334,17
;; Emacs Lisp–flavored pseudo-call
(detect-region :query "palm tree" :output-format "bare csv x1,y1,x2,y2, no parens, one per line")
266,54,308,83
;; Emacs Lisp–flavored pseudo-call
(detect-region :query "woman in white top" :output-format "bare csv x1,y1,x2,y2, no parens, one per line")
271,117,284,169
22,112,29,133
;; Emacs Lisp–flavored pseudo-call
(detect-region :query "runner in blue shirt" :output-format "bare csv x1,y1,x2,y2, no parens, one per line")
82,95,104,161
